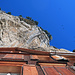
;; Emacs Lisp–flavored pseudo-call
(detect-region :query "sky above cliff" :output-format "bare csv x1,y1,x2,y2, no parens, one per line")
0,0,75,51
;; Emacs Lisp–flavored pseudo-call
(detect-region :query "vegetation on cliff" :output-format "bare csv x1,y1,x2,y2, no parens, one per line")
40,27,52,41
7,12,11,15
19,16,52,41
19,15,38,25
0,9,52,42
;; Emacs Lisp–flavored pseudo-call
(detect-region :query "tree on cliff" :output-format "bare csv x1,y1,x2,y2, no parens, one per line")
44,30,52,41
40,27,52,41
7,12,11,15
34,21,38,25
26,16,38,25
26,16,32,20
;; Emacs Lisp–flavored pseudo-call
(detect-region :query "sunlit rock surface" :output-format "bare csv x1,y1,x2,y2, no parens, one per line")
0,11,50,50
0,11,71,52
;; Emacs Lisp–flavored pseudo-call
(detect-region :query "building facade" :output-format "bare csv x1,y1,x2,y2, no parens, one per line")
0,48,75,75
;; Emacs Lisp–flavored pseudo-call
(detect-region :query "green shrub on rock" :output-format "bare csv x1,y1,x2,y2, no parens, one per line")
40,27,52,41
34,21,38,25
19,15,22,17
7,12,11,15
26,16,32,20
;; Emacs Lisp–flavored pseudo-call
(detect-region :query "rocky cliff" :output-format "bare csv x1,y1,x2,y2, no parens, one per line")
0,11,71,52
0,11,50,50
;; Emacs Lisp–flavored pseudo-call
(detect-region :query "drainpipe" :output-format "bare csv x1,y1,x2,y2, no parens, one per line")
21,65,24,75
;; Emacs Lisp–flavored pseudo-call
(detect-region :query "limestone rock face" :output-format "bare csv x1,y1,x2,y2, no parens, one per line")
0,11,50,51
0,11,71,52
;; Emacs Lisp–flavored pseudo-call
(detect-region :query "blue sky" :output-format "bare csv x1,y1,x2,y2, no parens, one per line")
0,0,75,51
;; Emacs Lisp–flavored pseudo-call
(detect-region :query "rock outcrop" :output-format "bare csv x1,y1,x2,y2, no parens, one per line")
0,11,50,50
0,11,71,52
